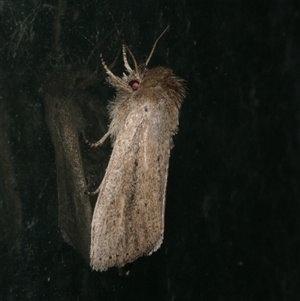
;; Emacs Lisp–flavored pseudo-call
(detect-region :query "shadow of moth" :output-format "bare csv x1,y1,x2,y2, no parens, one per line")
89,26,186,271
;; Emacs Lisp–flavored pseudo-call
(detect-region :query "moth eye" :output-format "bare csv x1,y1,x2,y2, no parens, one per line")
129,80,139,91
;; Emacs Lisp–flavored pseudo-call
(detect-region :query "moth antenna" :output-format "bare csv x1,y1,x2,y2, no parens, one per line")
122,44,133,73
108,47,122,71
145,24,170,66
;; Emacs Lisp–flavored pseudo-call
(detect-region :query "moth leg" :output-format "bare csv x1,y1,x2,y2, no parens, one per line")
87,185,101,196
86,169,105,196
84,131,110,148
122,44,133,73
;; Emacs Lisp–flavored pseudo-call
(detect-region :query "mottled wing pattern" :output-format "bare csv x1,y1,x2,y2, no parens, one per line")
90,99,172,271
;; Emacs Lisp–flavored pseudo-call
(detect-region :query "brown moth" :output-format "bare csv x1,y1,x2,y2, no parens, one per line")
89,26,186,271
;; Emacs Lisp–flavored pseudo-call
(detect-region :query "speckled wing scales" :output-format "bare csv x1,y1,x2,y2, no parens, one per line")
90,100,171,271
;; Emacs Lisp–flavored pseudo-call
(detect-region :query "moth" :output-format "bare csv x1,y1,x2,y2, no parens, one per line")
89,26,186,271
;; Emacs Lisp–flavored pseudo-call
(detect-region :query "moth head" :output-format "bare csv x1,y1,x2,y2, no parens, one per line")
100,25,170,93
121,25,170,92
126,64,148,92
129,80,139,91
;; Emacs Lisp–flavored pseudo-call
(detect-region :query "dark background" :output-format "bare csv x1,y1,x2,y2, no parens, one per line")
1,0,299,300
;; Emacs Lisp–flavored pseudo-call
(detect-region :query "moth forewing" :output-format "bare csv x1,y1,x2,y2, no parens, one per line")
90,29,185,272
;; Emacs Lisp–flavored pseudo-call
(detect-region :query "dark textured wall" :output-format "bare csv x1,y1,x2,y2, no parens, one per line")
0,0,299,300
